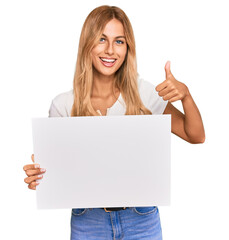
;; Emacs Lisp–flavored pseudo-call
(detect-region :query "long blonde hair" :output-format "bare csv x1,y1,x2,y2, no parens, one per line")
71,5,152,116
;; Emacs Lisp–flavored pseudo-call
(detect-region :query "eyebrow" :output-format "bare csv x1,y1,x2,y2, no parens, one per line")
102,33,126,39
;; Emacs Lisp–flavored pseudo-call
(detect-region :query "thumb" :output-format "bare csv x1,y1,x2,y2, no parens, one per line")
165,61,172,79
31,154,35,163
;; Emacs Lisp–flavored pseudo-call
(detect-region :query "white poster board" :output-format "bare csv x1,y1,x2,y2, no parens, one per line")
32,115,171,209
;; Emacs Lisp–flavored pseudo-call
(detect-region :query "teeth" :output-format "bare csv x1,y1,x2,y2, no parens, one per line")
101,58,116,63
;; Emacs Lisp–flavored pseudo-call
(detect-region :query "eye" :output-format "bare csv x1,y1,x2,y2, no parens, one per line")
99,37,106,43
116,40,124,44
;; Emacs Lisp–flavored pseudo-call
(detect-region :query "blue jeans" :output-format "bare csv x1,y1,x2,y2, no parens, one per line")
71,207,162,240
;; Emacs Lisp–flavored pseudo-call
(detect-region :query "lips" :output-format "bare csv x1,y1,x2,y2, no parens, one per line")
99,57,117,67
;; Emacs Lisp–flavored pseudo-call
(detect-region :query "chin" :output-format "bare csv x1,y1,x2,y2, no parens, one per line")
96,68,116,77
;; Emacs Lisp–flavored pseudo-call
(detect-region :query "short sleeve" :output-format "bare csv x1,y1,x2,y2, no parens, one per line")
138,78,168,114
49,100,63,117
48,90,74,117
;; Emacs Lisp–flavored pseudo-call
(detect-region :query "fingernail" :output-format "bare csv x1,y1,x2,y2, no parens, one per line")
36,181,40,185
38,175,43,178
35,164,40,168
40,168,46,172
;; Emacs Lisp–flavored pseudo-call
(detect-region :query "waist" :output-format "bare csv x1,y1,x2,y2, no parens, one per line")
100,207,126,212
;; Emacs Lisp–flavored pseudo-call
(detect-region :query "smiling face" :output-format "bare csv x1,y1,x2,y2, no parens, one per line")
91,18,127,79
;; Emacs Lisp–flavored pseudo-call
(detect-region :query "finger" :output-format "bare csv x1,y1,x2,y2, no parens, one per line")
157,86,173,97
24,174,43,184
23,163,40,171
25,168,46,177
31,154,34,163
155,80,168,92
165,61,172,79
162,90,178,101
168,96,181,103
28,181,39,190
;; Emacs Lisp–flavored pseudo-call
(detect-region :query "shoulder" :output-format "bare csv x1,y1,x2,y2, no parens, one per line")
138,77,157,96
137,76,168,114
49,90,74,117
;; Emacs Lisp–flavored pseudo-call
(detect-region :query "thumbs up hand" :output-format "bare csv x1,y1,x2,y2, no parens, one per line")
156,61,190,102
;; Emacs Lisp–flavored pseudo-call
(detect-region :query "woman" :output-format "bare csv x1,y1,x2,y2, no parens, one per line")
23,5,205,240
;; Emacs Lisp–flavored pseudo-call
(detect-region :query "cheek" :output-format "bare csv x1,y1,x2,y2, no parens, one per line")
92,45,104,56
117,47,127,62
91,48,100,65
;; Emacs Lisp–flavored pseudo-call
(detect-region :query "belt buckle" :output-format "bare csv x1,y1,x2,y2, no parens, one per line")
104,207,126,212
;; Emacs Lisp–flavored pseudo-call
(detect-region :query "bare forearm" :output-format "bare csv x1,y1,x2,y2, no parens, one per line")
182,90,205,143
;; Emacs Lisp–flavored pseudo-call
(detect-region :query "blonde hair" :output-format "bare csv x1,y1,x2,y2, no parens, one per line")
71,5,152,116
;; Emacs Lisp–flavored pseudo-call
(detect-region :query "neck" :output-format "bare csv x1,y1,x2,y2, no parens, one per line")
92,72,117,98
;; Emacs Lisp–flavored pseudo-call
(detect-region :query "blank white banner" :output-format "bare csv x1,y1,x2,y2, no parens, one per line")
32,115,171,209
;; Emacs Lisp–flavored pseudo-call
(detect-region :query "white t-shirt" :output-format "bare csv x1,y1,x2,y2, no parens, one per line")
49,78,168,117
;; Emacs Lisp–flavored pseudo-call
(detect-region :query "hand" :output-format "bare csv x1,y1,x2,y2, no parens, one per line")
23,154,46,190
156,61,190,102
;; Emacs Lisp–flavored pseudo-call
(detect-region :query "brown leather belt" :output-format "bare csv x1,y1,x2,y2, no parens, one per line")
101,207,126,212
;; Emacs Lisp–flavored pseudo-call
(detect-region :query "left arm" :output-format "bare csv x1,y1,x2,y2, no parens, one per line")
156,61,205,144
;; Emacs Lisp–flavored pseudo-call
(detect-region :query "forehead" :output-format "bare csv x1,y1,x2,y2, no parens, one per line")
103,18,125,37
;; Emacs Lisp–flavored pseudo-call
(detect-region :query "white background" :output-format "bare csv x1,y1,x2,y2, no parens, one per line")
0,0,228,239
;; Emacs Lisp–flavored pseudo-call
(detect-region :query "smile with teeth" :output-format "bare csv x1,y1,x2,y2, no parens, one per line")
99,57,117,67
100,57,116,63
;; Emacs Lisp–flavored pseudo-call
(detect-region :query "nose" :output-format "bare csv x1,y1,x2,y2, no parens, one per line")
105,42,114,55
